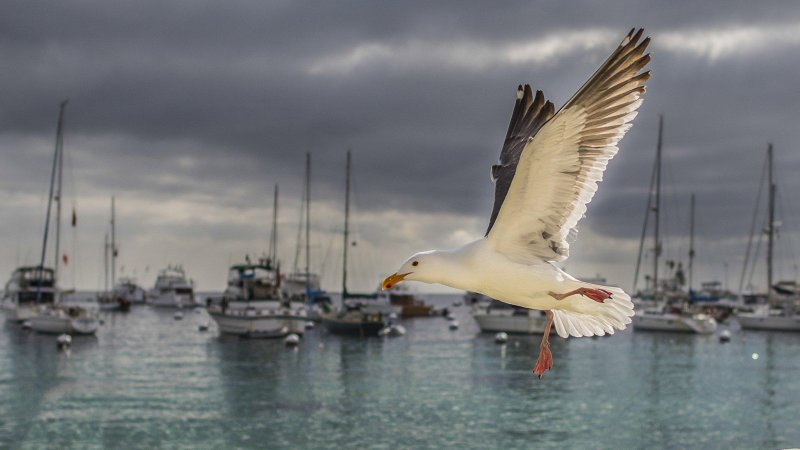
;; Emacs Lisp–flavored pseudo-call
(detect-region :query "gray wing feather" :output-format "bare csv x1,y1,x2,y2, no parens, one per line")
485,85,554,235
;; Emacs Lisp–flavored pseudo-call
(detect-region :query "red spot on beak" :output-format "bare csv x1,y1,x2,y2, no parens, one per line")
385,283,392,289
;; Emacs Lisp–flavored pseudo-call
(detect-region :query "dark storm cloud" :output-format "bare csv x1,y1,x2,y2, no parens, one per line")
2,0,800,289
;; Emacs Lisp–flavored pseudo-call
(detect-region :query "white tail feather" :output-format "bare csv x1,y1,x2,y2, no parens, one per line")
552,285,634,338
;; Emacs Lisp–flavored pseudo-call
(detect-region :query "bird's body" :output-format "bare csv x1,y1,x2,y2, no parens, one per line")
384,28,650,378
410,237,633,337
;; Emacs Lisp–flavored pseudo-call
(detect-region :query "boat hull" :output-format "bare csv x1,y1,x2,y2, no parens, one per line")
473,312,551,334
149,292,195,308
30,315,98,335
208,308,306,337
1,303,38,322
400,305,434,317
738,314,800,331
633,313,717,334
320,311,384,336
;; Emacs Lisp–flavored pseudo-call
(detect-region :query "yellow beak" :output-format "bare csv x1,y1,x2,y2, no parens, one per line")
382,272,410,290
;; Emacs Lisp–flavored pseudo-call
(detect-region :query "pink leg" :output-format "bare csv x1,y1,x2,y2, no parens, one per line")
548,287,612,303
533,310,554,379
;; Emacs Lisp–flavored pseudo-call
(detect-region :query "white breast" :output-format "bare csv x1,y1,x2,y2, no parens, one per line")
465,239,578,311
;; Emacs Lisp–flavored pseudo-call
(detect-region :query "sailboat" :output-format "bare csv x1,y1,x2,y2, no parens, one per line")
2,101,67,322
97,197,131,311
107,197,147,305
282,153,332,319
206,185,306,337
737,145,800,331
632,116,717,334
320,151,387,336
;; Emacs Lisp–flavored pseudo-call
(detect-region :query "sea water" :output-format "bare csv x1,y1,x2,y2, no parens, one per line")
1,294,798,449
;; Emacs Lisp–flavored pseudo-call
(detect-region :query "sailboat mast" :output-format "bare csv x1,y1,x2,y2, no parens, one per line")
37,100,68,302
104,233,109,292
689,193,695,292
54,110,64,280
270,184,279,265
343,151,351,297
653,115,663,295
111,196,116,287
767,143,774,305
305,152,311,285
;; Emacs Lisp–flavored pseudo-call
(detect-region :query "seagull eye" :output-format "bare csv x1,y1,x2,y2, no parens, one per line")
412,261,419,267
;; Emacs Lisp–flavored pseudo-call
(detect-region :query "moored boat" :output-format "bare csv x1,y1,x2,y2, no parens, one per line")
735,146,800,332
113,277,147,304
30,304,100,335
471,296,552,334
320,152,390,336
1,266,58,322
632,305,717,334
207,261,306,338
386,285,437,317
149,265,195,308
320,302,385,336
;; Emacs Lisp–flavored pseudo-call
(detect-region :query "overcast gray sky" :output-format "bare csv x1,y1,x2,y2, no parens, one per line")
2,1,800,293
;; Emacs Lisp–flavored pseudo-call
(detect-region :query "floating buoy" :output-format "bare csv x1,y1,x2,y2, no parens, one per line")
174,311,183,320
719,330,731,343
21,320,32,330
304,321,315,330
388,312,399,320
446,313,456,321
57,334,72,350
198,321,209,332
284,333,300,346
495,332,508,344
449,320,459,330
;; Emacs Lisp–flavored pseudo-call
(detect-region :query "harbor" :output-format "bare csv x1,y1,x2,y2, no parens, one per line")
1,296,799,448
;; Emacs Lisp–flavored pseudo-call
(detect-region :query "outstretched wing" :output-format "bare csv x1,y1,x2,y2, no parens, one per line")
485,85,555,235
487,28,651,263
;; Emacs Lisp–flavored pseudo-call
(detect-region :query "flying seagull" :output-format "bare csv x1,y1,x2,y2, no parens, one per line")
382,28,651,378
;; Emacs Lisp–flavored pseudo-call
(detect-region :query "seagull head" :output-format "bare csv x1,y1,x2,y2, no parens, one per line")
382,250,443,290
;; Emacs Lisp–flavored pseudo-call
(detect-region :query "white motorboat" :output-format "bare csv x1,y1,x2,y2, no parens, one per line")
113,277,147,304
149,265,195,308
207,261,306,337
471,297,552,334
1,266,58,322
632,305,717,334
30,304,99,335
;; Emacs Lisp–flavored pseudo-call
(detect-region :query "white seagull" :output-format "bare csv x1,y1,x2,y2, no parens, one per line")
382,28,651,378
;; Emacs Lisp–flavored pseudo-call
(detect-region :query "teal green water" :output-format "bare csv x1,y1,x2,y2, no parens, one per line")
1,296,799,449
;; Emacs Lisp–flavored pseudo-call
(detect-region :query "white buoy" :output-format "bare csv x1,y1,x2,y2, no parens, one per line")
21,320,32,330
174,311,183,320
284,333,300,346
57,334,72,350
198,321,209,332
389,312,399,320
719,329,731,343
446,313,456,321
449,320,459,330
304,321,315,330
495,332,508,344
